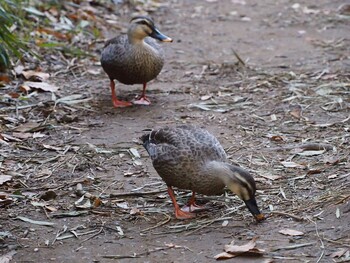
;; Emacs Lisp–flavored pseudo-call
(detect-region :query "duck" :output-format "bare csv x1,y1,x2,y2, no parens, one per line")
100,16,172,107
140,125,265,221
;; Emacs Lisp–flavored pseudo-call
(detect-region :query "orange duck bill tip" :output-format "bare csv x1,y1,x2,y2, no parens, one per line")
255,214,265,221
161,37,173,42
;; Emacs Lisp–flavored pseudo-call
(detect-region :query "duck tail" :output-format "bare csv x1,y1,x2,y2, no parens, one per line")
140,130,152,153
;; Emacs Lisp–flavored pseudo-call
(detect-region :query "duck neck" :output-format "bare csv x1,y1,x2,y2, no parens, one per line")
205,161,255,201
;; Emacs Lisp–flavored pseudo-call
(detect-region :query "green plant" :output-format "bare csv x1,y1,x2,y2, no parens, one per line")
0,1,29,71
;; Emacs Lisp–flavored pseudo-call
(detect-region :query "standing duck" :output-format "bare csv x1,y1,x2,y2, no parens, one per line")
101,16,172,107
141,125,265,221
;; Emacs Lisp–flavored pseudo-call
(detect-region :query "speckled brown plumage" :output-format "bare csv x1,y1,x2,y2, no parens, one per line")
101,36,165,85
100,16,172,107
142,125,227,195
141,125,265,221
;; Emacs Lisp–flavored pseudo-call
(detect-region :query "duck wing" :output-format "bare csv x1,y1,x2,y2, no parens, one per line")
141,125,227,168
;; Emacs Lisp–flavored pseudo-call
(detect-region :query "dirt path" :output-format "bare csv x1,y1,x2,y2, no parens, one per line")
1,0,349,262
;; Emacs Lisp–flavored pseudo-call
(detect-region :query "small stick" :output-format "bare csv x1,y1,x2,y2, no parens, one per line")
335,194,350,205
80,227,104,244
141,213,171,233
323,238,350,248
109,189,167,198
272,242,314,251
270,211,306,221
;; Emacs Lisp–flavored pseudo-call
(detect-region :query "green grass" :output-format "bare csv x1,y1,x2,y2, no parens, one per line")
0,0,29,71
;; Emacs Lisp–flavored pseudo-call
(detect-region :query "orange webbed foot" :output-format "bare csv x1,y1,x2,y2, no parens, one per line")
133,96,151,105
112,99,132,108
175,208,196,220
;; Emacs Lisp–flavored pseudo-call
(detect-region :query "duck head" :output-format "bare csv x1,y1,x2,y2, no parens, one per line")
128,16,173,44
208,161,265,222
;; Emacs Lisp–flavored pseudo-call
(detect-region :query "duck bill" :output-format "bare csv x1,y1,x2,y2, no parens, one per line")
244,198,265,222
150,28,173,42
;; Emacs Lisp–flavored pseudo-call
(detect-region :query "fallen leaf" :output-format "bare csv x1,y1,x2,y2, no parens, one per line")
331,248,348,258
289,106,302,119
279,229,304,236
40,190,57,201
336,207,341,218
0,175,12,185
214,252,235,260
12,132,33,139
0,250,16,263
201,94,212,101
130,207,141,215
224,237,260,254
75,196,92,209
281,161,306,169
297,150,326,156
33,132,46,138
259,174,282,180
0,74,11,83
93,198,102,208
16,216,55,226
13,122,41,133
214,237,264,260
129,148,141,158
269,135,284,141
21,70,50,81
222,220,229,227
56,94,92,105
23,81,58,92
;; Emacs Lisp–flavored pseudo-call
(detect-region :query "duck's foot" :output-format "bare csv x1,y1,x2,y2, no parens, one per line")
175,208,196,220
181,203,207,213
133,96,151,105
112,99,132,108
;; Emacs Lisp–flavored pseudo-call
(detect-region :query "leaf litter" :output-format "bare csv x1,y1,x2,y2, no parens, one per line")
0,0,349,262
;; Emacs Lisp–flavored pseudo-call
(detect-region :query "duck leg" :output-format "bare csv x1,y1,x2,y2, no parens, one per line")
110,80,132,107
167,186,195,219
133,83,151,105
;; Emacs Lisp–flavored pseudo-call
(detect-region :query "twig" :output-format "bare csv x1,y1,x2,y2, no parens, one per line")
80,227,104,244
272,242,314,251
335,194,350,205
102,244,188,259
231,48,246,67
323,238,350,248
109,189,167,198
270,211,306,221
308,218,325,263
52,226,68,245
141,213,171,233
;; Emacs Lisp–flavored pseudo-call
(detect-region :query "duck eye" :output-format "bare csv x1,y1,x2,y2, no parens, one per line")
139,20,149,25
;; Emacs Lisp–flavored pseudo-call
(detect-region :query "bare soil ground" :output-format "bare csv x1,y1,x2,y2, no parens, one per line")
1,0,349,262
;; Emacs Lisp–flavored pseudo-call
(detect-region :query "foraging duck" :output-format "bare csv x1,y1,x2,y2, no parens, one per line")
141,125,265,221
101,16,172,107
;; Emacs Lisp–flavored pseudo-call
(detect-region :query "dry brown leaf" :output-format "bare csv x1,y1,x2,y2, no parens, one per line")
19,84,31,93
12,132,33,139
281,161,306,169
13,122,41,133
330,248,348,258
215,237,264,260
224,237,257,254
279,229,304,236
21,70,50,81
259,174,282,180
42,144,63,151
23,81,59,92
269,135,284,141
214,252,235,260
93,197,102,208
0,74,11,83
0,175,12,185
0,250,16,263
